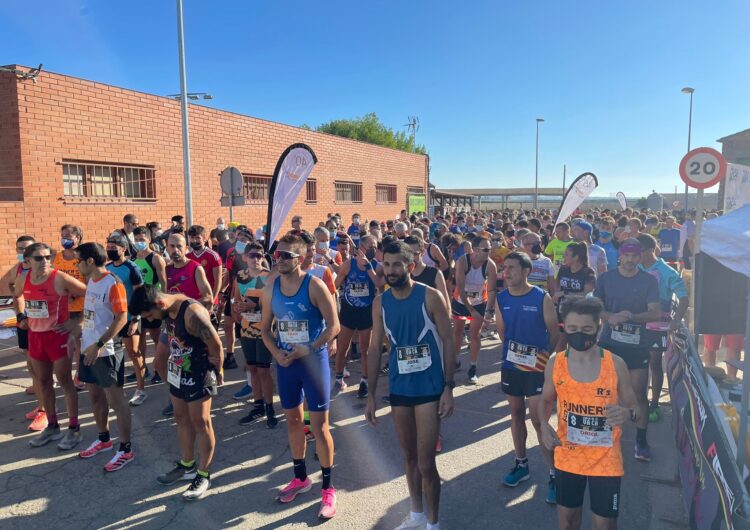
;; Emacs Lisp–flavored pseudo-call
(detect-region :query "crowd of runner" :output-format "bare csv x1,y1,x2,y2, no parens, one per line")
7,204,740,529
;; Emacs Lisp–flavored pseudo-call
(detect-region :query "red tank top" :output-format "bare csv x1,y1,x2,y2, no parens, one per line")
23,269,69,332
166,260,202,300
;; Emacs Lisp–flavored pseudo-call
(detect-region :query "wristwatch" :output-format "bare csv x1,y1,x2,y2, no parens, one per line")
96,339,105,349
445,380,456,389
16,313,27,323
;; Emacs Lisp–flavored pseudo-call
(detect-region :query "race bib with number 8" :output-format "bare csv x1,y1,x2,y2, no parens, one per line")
506,340,538,368
611,323,642,345
566,412,613,447
396,344,432,374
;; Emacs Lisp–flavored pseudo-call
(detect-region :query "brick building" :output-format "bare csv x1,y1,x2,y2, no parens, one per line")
0,65,428,289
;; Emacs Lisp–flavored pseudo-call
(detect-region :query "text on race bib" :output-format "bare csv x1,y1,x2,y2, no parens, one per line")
278,320,310,344
566,412,613,447
506,340,538,368
396,344,432,374
26,300,50,319
348,282,370,298
167,359,182,389
242,311,262,323
611,323,642,345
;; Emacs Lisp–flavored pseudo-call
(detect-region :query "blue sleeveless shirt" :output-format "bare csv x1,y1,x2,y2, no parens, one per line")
382,283,445,397
498,286,549,372
343,258,377,307
272,273,327,355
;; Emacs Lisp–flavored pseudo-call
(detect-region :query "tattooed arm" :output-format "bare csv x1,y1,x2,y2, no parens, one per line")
186,303,224,383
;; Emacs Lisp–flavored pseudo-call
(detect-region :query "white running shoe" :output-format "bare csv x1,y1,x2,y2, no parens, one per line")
129,389,148,406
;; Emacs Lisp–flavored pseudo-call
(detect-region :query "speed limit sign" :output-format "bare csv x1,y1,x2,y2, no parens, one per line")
679,147,727,189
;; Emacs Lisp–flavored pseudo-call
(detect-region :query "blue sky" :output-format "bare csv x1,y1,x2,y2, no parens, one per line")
2,0,748,197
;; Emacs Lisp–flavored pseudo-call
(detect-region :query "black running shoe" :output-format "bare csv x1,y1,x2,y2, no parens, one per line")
162,401,174,417
239,405,266,425
357,381,368,399
266,405,278,429
151,372,162,385
223,355,238,370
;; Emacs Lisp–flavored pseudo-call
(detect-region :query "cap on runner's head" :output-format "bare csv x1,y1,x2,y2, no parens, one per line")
228,221,241,230
619,238,642,254
107,232,129,248
575,220,593,234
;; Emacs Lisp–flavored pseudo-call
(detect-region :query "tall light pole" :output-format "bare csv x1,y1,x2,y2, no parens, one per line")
681,87,694,212
534,118,544,209
176,0,193,227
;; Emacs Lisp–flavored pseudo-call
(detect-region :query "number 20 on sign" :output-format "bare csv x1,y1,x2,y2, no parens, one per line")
679,147,727,189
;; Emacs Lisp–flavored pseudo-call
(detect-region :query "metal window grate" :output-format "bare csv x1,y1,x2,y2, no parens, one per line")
376,184,397,204
62,161,156,200
306,179,317,203
334,181,362,204
242,174,272,203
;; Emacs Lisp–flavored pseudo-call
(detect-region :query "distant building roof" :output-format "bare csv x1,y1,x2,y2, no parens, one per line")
717,128,750,143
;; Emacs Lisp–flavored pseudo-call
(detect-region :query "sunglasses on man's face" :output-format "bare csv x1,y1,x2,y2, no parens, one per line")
247,253,263,260
32,255,52,262
273,250,300,261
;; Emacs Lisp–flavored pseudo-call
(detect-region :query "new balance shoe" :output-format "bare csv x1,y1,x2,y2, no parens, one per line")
79,439,113,458
29,426,63,447
318,487,337,519
502,462,530,487
57,429,82,451
276,477,312,503
158,461,198,485
104,450,134,472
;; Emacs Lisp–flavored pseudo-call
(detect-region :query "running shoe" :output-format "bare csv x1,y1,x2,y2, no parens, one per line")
239,405,265,425
73,376,85,391
158,461,197,485
634,443,652,462
276,477,312,503
648,404,662,423
357,381,368,399
129,389,148,406
318,487,337,519
380,365,390,375
502,462,530,487
162,401,174,417
29,426,63,447
304,426,315,443
331,378,347,396
104,450,134,472
223,355,238,370
57,429,82,450
28,411,48,431
381,395,391,404
546,476,557,504
266,405,278,429
150,372,163,385
233,383,252,400
394,514,428,530
25,407,41,420
467,365,478,384
79,439,113,458
183,473,210,501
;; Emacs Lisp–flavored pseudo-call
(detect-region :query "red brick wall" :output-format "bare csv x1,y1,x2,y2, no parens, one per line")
0,65,427,289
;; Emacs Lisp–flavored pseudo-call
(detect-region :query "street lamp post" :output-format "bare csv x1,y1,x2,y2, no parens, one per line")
681,87,694,212
534,118,544,210
176,0,193,227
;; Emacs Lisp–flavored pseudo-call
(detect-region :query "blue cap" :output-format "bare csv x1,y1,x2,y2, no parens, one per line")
575,220,593,234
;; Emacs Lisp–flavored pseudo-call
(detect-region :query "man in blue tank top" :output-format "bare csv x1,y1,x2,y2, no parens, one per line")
365,240,456,530
333,234,384,398
490,251,560,503
259,234,341,519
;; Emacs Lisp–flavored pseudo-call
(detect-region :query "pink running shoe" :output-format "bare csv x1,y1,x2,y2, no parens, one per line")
25,407,40,420
275,477,312,503
318,487,337,519
104,451,134,472
79,439,113,459
28,411,48,432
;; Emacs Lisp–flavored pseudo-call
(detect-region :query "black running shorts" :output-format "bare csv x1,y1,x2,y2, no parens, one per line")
555,468,621,519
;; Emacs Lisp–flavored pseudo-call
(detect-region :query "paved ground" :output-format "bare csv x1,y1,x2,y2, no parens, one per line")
0,334,687,529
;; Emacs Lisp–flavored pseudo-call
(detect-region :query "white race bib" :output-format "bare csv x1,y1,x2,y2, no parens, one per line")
465,282,484,306
278,320,310,344
396,344,432,374
661,244,673,252
242,311,262,323
83,309,95,330
167,359,182,389
506,340,538,368
566,412,613,447
611,323,642,345
26,300,50,319
348,282,370,298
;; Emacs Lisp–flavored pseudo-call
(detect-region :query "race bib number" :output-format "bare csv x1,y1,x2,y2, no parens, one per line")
278,320,310,344
660,244,673,252
167,359,182,389
83,309,95,330
466,291,482,306
611,323,642,346
396,344,432,374
26,300,49,319
348,282,370,298
242,311,262,323
566,412,613,447
506,340,538,368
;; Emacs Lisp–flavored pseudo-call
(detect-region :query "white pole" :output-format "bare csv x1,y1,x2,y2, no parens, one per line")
177,0,193,227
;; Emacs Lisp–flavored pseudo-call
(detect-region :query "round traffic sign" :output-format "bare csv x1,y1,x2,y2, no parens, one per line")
220,167,243,196
679,147,727,189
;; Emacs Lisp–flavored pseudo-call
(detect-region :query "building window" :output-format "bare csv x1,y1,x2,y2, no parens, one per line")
306,179,318,203
376,184,397,204
407,186,425,195
243,174,272,203
62,161,156,200
335,181,362,204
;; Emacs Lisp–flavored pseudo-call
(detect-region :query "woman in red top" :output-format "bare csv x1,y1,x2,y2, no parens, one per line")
15,242,87,449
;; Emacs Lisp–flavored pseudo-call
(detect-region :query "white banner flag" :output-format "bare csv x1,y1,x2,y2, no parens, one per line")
616,191,627,210
554,172,598,228
266,144,318,245
724,163,750,213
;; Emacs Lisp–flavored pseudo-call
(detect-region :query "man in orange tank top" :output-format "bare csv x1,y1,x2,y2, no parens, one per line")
539,297,637,529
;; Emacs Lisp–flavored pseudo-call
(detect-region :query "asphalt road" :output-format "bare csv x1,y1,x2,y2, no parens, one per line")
0,335,687,529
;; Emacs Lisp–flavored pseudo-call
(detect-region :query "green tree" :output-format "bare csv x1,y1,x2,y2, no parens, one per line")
303,113,427,154
636,197,648,208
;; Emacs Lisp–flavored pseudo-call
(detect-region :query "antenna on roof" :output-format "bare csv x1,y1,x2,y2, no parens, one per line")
0,64,43,83
404,116,420,152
